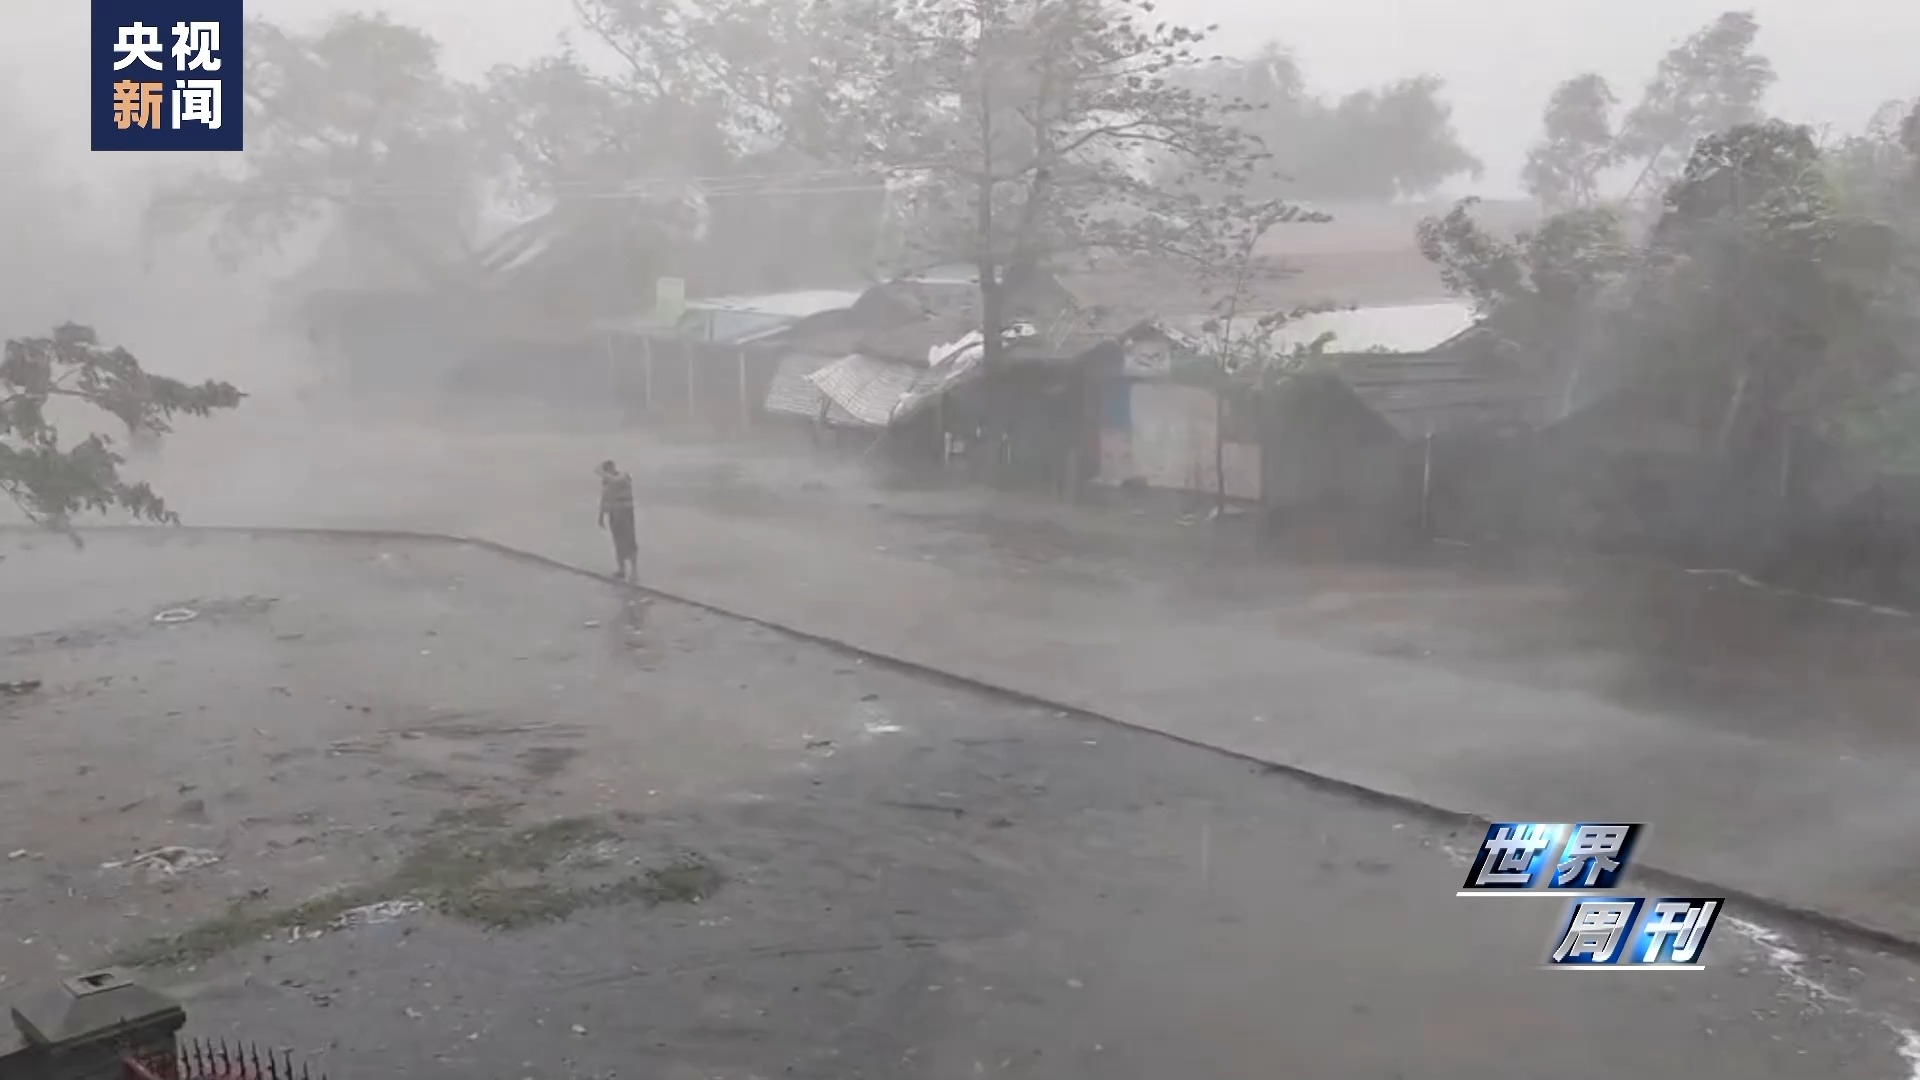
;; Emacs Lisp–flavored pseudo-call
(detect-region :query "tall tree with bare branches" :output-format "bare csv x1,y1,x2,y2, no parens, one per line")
826,0,1315,361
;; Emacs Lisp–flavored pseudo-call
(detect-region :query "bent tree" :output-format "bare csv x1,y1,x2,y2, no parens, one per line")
0,323,241,532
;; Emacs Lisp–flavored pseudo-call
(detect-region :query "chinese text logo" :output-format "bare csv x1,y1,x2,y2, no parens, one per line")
93,0,244,151
1457,822,1724,970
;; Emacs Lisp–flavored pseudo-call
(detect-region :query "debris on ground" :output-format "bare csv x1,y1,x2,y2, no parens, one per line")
560,840,622,869
0,680,41,696
102,846,222,879
152,608,199,625
857,698,902,735
882,800,965,818
328,899,425,931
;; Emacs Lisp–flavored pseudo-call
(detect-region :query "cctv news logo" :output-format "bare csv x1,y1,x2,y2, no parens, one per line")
1459,823,1724,970
92,0,245,152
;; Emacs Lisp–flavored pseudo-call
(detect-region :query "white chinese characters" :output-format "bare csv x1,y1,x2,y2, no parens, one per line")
1455,822,1723,969
1637,899,1719,965
1551,900,1639,964
173,80,223,131
171,21,223,71
1553,824,1632,888
109,21,225,132
112,23,165,70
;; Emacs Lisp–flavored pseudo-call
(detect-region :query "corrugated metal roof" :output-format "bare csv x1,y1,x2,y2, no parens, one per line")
764,353,859,424
692,308,796,344
1273,303,1477,354
848,315,1123,368
899,263,980,284
472,199,690,284
1163,302,1476,357
694,289,864,318
805,353,983,427
1334,352,1551,439
598,291,863,345
857,320,962,364
807,354,931,427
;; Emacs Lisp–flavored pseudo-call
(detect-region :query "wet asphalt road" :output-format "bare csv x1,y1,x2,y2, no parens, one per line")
4,531,1920,1079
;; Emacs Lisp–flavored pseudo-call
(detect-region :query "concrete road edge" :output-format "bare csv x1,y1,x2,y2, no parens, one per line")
23,523,1920,961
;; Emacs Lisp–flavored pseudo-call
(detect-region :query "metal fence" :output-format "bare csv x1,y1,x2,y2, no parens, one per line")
122,1038,326,1080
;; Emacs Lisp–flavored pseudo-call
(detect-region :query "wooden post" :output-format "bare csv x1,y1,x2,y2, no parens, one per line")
686,340,697,422
1256,386,1269,507
1777,427,1795,548
738,347,751,431
1778,427,1794,501
1420,428,1435,535
601,332,619,418
1212,386,1227,520
641,336,654,413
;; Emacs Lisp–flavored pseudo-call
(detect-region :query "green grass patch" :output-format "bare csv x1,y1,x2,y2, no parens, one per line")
111,813,720,968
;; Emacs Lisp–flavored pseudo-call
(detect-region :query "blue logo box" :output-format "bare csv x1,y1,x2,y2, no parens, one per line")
92,0,244,151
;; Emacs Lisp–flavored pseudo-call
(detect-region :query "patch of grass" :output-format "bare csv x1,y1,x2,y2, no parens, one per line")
429,803,513,830
111,814,719,968
643,855,724,905
433,854,723,931
111,886,382,969
482,817,617,872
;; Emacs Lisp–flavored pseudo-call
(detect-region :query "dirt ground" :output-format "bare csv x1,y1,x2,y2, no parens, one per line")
8,530,1920,1079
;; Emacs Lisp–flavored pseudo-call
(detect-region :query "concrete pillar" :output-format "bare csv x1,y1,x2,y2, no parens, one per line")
2,970,186,1080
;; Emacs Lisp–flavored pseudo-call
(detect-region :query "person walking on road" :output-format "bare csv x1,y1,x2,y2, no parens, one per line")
597,459,637,581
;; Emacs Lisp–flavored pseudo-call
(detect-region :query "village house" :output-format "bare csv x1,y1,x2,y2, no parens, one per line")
753,266,1127,494
286,191,1562,547
596,287,865,431
1079,301,1553,544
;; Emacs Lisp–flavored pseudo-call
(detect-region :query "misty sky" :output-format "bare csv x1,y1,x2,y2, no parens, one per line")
11,0,1920,196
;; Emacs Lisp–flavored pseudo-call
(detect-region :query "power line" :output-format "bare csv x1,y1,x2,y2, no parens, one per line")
144,160,949,206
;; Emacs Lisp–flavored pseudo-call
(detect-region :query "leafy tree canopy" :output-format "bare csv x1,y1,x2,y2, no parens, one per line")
1617,10,1775,198
821,0,1325,358
149,2,1351,311
1431,118,1920,469
1519,10,1776,208
1,324,241,533
1171,42,1481,202
1521,74,1619,211
148,12,482,277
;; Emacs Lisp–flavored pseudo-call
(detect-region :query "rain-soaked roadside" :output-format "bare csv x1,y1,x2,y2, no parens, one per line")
6,530,1920,1079
134,404,1920,755
89,407,1920,946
